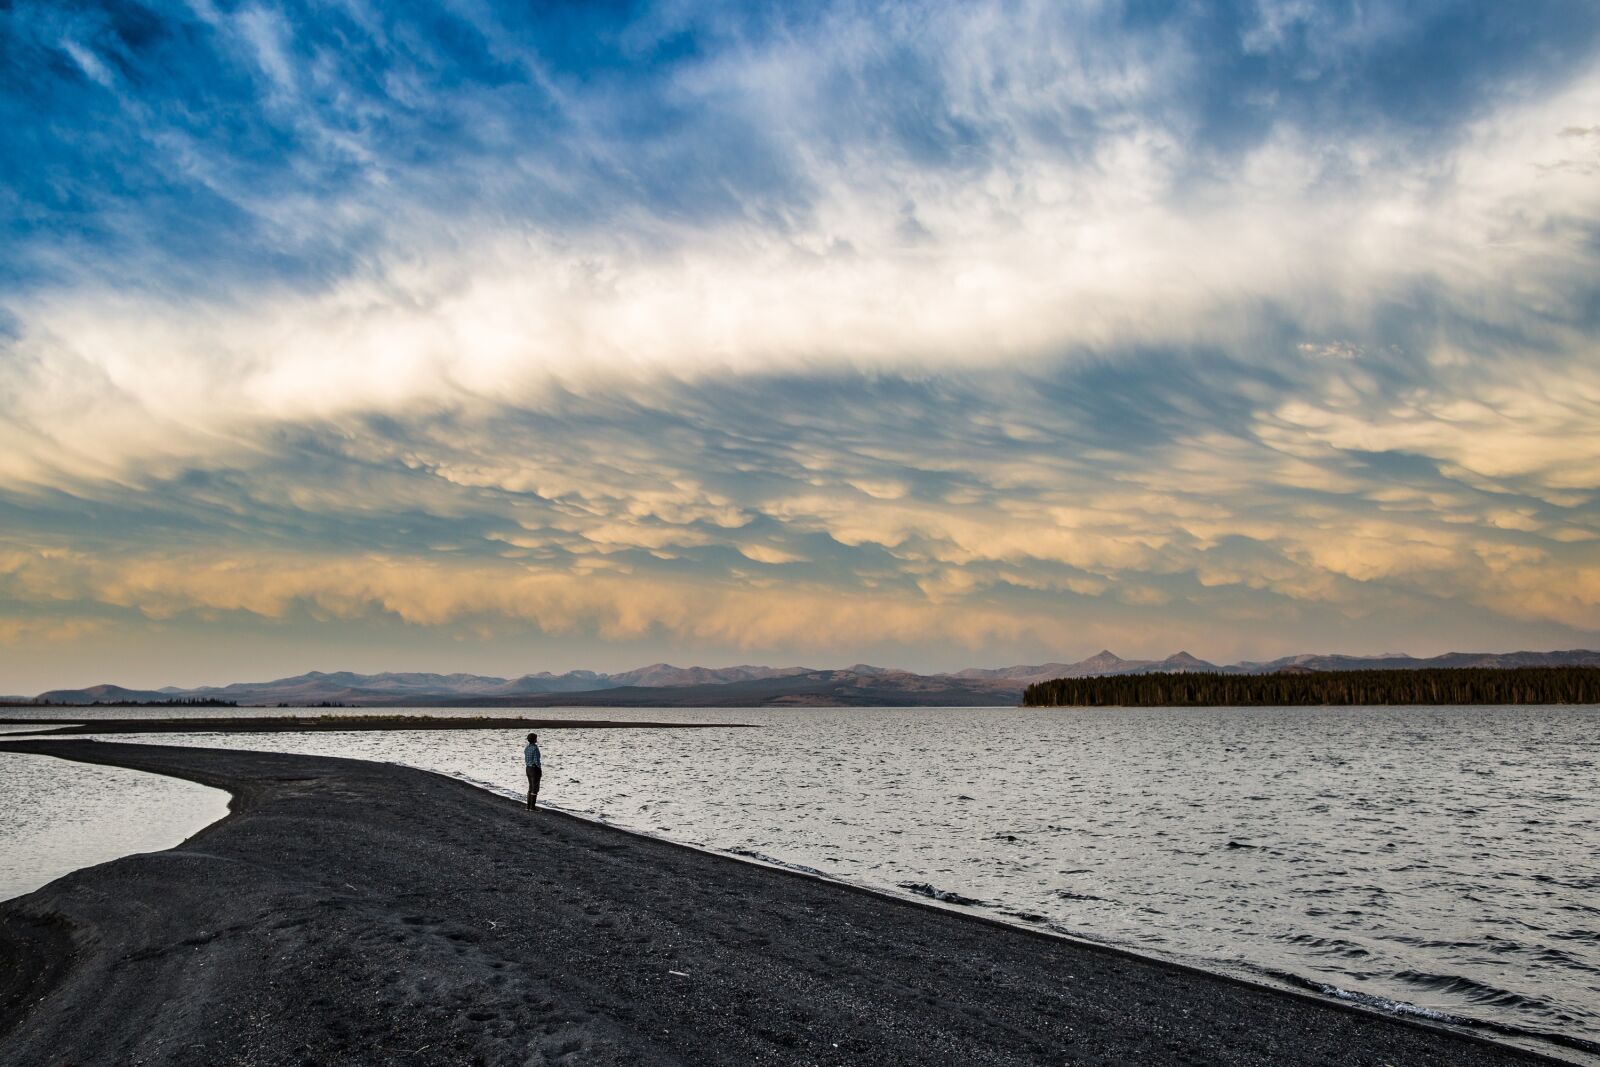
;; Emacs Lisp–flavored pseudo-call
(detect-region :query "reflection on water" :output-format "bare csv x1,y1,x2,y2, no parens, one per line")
27,704,1600,1062
0,751,231,901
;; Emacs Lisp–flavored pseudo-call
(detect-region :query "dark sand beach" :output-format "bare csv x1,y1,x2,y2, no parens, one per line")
0,739,1560,1066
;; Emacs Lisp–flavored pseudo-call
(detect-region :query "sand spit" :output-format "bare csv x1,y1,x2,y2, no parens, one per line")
0,740,1559,1066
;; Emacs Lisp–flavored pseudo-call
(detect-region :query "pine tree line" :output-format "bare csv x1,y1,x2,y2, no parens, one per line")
1022,667,1600,707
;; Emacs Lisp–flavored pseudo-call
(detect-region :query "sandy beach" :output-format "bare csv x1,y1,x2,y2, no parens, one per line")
0,739,1561,1066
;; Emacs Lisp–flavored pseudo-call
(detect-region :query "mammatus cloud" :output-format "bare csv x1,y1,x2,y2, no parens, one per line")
2,349,1595,658
1,1,1597,682
0,545,1081,650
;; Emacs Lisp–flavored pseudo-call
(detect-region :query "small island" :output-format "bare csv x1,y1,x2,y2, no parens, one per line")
1022,666,1600,707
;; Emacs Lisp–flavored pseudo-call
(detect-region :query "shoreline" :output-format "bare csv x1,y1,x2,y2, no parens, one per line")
0,739,1569,1066
444,771,1596,1062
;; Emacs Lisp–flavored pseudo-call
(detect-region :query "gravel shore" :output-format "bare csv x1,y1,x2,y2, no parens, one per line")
0,739,1560,1066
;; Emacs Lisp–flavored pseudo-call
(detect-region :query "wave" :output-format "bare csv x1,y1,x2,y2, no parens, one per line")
1274,932,1371,959
1054,889,1106,902
898,881,989,907
1551,927,1600,945
724,848,829,879
1391,969,1551,1012
1262,968,1600,1060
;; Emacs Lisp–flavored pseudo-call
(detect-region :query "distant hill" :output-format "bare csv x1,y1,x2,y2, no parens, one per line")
950,649,1227,684
24,650,1600,707
35,683,178,704
604,663,813,688
1238,649,1600,673
433,668,1011,708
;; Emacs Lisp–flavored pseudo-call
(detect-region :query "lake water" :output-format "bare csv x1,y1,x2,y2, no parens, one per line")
5,704,1596,1062
0,751,231,901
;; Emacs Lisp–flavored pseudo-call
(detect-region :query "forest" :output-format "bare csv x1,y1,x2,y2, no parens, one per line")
1022,667,1600,707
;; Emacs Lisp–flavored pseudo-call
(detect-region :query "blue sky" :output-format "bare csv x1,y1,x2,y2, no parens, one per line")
2,0,1598,689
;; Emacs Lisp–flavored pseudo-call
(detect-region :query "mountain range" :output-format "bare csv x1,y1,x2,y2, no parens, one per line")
24,649,1600,708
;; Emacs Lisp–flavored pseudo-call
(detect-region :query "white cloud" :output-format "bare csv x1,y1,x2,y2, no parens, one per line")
5,28,1597,493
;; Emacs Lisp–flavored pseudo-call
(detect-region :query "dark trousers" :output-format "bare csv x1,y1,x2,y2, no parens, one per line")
526,765,541,807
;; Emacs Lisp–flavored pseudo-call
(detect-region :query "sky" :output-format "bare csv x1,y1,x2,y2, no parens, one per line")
2,0,1599,691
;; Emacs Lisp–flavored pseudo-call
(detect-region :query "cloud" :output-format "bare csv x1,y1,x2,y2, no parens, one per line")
1,0,1598,675
737,544,807,565
0,615,109,646
2,343,1596,653
2,48,1596,500
0,542,1070,652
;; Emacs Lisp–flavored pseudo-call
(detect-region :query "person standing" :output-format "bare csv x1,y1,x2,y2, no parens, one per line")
523,732,542,810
